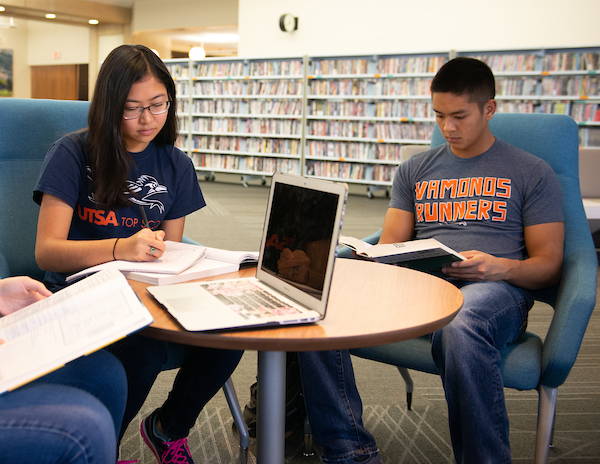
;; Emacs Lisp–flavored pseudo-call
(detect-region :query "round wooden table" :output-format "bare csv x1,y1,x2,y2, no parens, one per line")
130,259,463,464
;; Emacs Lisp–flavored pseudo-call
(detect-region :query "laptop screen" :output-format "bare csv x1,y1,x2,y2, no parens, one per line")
258,174,347,307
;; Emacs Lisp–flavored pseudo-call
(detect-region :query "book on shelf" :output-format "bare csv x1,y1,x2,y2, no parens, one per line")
66,241,207,283
124,246,259,286
338,235,465,276
0,268,153,395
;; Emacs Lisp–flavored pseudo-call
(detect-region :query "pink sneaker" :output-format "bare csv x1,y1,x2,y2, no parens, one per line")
140,410,194,464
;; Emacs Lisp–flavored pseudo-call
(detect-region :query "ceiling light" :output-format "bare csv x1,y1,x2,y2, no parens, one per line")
0,7,5,12
189,46,205,60
45,13,56,19
89,19,99,25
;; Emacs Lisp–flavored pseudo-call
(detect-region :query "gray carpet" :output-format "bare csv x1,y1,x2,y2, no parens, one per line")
119,174,600,463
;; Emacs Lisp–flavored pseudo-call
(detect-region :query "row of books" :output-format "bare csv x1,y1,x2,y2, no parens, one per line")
178,117,189,131
176,134,188,150
192,117,302,135
165,63,189,80
311,58,370,75
376,56,447,75
496,76,599,97
310,56,447,76
192,99,303,116
193,153,301,174
192,80,303,96
308,121,435,141
308,78,432,96
308,100,434,118
307,140,402,161
194,60,303,78
467,52,600,73
579,128,600,147
175,81,190,97
192,135,300,155
306,160,397,182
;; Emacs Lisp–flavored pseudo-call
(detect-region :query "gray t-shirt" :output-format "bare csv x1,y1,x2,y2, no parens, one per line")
390,139,564,260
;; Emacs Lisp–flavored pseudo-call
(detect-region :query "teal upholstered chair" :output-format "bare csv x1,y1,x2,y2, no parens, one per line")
345,113,598,464
0,98,249,463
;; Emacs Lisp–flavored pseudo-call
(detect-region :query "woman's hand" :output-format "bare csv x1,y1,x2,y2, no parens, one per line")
114,228,166,262
277,248,311,284
0,276,53,316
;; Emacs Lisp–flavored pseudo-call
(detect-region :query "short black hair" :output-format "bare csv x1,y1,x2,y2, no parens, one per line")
431,57,495,110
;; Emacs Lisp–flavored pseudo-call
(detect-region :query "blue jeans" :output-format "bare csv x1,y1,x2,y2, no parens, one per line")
298,350,381,463
106,334,243,440
0,349,127,464
299,281,532,464
432,281,532,464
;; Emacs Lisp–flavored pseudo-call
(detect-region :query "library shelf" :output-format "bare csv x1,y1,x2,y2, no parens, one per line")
163,46,599,194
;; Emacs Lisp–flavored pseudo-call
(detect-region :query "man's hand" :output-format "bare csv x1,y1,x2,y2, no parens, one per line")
442,250,510,282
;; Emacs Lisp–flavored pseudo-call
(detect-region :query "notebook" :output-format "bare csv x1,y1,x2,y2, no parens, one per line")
147,173,348,331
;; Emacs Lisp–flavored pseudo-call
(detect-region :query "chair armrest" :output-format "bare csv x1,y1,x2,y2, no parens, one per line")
182,235,202,246
540,246,598,388
0,251,10,278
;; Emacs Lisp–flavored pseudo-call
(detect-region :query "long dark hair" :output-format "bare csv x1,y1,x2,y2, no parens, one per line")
87,44,178,208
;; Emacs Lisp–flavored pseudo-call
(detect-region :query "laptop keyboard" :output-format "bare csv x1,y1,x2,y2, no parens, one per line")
199,280,303,320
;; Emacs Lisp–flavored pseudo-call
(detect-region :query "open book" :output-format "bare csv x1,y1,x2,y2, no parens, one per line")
0,268,153,394
338,235,465,276
66,241,207,283
124,246,259,286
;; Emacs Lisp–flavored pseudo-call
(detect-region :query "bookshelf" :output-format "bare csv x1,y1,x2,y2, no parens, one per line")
181,56,305,186
165,46,598,195
457,48,600,148
304,53,448,197
164,59,192,155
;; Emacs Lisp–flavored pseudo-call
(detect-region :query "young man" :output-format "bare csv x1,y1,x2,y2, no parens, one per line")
298,57,564,464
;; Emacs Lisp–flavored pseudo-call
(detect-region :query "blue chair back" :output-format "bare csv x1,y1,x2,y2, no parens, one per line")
0,99,90,280
429,113,597,387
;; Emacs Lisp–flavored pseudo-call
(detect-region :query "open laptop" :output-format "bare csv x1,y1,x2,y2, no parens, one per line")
147,173,348,331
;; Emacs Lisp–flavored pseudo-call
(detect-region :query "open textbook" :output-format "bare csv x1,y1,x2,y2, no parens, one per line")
124,246,259,286
0,268,153,394
66,241,207,283
338,235,465,276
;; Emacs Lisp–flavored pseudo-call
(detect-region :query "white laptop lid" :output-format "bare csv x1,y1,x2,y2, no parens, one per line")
253,173,348,319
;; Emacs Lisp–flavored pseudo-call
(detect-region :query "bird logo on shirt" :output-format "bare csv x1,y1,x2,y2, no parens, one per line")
127,175,167,213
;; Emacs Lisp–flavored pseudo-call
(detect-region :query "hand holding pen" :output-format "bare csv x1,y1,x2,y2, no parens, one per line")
111,206,166,262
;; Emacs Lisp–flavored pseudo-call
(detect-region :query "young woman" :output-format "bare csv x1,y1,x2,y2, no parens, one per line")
33,44,243,464
0,275,127,464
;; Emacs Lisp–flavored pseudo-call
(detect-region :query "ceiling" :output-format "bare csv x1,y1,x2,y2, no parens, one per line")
0,0,238,57
85,0,239,57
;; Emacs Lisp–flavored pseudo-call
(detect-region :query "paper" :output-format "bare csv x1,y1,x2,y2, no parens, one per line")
0,268,153,394
66,241,207,282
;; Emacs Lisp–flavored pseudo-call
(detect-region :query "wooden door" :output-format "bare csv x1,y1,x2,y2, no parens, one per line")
31,64,88,100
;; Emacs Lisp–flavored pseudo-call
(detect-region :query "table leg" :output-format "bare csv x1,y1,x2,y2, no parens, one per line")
256,350,286,464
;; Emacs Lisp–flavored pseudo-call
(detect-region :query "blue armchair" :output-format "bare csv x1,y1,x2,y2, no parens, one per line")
0,98,249,463
348,113,598,464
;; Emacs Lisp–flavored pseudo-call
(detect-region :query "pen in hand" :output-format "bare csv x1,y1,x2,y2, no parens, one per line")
139,205,149,229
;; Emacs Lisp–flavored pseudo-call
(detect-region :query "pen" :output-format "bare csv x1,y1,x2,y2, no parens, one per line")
139,205,149,229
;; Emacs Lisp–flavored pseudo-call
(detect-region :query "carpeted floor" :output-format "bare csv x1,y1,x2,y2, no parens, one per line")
119,175,600,463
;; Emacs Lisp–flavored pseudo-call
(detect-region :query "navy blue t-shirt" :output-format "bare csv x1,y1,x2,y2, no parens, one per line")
34,131,205,290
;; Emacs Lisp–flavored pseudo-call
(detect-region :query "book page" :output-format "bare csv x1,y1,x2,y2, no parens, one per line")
204,247,259,264
66,241,207,282
0,268,153,394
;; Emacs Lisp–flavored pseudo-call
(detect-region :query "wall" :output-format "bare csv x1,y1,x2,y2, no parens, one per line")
238,0,600,57
0,18,29,98
27,21,90,65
